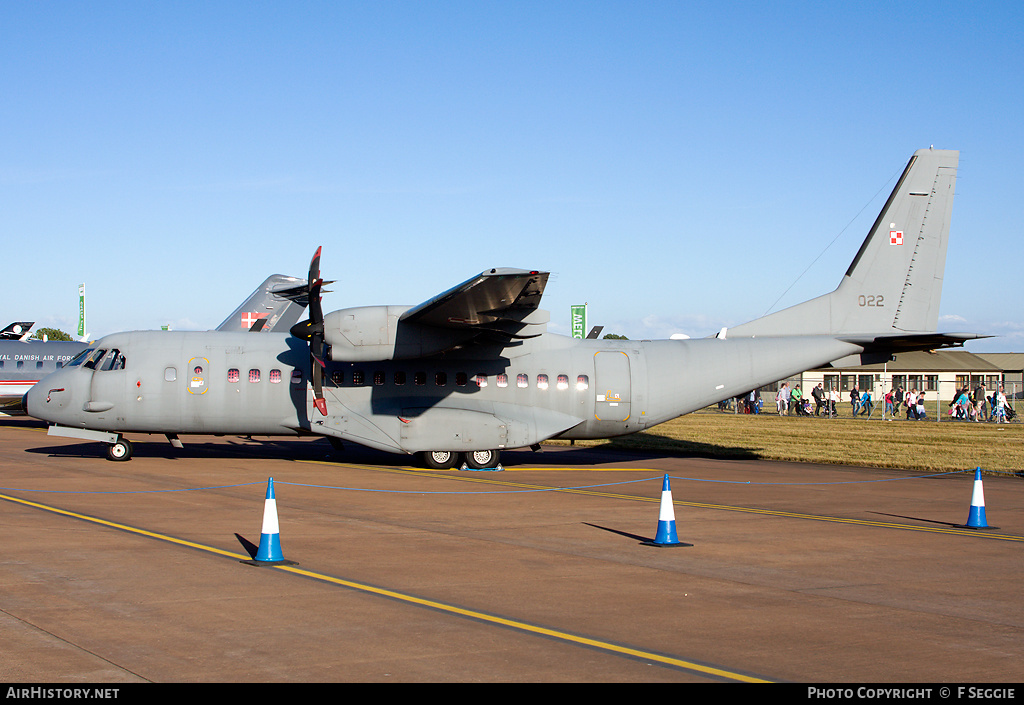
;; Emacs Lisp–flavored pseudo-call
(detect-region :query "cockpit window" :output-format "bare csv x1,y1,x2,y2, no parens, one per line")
90,349,127,372
83,349,107,369
67,348,95,367
98,349,126,371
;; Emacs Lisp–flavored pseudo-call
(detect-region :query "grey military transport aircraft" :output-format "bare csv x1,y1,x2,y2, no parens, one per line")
3,275,307,415
25,149,980,465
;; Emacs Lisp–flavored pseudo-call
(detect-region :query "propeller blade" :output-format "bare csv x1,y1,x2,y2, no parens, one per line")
295,246,329,417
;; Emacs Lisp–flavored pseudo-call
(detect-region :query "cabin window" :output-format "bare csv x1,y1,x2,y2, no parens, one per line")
270,369,282,384
414,371,426,386
496,374,508,388
517,374,528,388
331,371,344,386
435,372,447,386
291,370,303,385
474,374,487,388
557,374,569,390
576,375,589,391
373,371,385,386
36,361,44,370
164,367,177,382
227,368,240,383
537,374,549,390
394,371,406,385
456,372,467,386
249,369,261,383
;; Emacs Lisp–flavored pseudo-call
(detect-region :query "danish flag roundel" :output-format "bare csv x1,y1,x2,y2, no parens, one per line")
890,230,903,245
241,312,268,329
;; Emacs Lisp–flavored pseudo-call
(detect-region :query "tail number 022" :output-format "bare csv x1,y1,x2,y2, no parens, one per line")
858,295,884,307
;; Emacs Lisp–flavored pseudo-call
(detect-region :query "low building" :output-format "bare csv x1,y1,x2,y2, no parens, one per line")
761,350,1021,412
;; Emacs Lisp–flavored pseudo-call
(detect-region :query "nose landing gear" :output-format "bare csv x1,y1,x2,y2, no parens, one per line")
106,437,133,462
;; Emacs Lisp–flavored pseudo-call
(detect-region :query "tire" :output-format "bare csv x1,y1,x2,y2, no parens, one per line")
421,450,458,469
464,449,500,470
106,438,133,462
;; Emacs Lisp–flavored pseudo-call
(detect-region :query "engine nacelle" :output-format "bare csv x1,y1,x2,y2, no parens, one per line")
323,306,471,361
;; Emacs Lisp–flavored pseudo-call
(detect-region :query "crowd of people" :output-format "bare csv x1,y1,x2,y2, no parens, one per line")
722,382,1016,422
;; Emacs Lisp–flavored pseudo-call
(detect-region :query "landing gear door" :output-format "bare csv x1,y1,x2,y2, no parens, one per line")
594,351,631,422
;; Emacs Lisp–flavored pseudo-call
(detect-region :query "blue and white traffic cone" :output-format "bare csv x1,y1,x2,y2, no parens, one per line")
643,475,689,547
964,467,991,529
245,478,296,565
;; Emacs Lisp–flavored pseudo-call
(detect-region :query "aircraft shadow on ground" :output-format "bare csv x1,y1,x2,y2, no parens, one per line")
534,433,762,464
23,436,336,463
18,428,761,466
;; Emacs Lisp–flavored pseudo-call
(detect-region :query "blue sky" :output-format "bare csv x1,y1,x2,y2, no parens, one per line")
3,2,1022,351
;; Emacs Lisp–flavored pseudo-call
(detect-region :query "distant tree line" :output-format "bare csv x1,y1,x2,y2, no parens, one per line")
31,327,73,341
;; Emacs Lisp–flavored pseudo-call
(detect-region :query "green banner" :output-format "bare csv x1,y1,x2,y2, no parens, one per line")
78,284,86,338
571,304,587,339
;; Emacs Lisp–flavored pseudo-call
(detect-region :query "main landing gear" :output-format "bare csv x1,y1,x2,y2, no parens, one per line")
418,449,501,470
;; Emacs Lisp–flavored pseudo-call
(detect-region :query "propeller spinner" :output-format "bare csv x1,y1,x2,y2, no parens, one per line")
290,247,333,416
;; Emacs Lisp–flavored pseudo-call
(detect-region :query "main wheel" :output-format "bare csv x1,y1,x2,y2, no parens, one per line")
464,449,500,470
106,438,133,462
420,450,459,469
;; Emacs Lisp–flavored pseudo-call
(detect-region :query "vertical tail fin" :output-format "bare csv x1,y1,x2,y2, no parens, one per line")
0,322,35,341
728,148,958,338
215,274,309,333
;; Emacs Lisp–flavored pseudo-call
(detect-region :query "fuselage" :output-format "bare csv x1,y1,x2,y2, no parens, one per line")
24,329,862,455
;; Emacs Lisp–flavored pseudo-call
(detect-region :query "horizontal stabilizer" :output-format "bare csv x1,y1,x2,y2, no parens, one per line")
839,332,992,355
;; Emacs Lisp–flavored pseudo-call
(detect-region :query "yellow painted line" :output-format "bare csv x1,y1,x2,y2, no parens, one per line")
0,490,769,683
275,563,769,682
299,460,1024,542
0,492,249,560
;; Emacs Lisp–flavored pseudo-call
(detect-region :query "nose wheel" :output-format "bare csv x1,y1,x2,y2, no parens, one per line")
106,437,133,462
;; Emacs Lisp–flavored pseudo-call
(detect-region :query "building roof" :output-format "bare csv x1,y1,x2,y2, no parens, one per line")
974,353,1024,372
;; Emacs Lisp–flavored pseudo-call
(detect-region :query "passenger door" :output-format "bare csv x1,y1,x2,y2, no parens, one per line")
594,351,631,422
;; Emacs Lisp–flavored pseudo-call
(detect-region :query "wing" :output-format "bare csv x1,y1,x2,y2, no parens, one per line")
399,268,550,340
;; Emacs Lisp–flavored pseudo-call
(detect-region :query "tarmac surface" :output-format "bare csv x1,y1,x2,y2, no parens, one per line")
1,418,1022,683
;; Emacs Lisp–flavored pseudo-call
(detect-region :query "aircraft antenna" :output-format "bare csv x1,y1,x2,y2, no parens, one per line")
760,165,902,317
